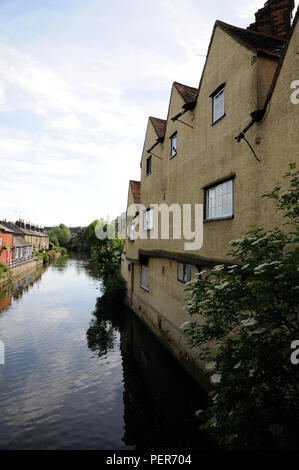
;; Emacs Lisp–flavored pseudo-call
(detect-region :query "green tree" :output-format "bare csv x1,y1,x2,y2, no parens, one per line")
48,224,71,248
49,235,59,247
184,164,299,449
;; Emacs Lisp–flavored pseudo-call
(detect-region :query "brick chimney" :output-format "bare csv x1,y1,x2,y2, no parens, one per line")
248,0,295,39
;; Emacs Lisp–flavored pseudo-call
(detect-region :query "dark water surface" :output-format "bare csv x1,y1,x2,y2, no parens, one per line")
0,254,209,450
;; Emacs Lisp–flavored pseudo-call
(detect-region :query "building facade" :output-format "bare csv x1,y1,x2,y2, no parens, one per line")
121,1,299,386
15,220,49,251
0,224,13,266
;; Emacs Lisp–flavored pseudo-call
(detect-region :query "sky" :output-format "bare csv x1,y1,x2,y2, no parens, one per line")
0,0,298,227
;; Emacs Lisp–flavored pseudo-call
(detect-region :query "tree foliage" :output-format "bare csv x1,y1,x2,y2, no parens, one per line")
48,224,71,248
184,164,299,449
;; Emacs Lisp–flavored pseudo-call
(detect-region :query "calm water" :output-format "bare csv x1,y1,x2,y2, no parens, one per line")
0,254,210,450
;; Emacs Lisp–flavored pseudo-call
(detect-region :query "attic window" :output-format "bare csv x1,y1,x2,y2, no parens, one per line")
170,133,177,159
210,83,225,124
146,156,152,175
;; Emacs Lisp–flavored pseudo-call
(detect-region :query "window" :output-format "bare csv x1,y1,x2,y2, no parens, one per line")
141,265,150,291
143,208,154,231
0,238,2,246
205,179,233,220
213,89,224,123
178,263,191,283
146,156,152,175
128,220,135,242
210,84,225,123
170,133,177,158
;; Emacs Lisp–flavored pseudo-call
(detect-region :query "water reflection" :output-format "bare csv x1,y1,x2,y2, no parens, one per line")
87,295,211,450
0,254,211,450
0,266,46,313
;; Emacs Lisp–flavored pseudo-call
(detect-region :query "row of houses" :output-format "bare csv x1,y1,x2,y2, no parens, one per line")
121,0,299,385
0,220,49,268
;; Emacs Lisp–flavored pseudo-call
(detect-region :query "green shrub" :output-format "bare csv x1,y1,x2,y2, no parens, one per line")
0,262,11,278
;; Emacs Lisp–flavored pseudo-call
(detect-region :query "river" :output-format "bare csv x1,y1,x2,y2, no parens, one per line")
0,254,210,450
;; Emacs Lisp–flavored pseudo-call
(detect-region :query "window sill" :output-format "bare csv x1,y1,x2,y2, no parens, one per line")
146,172,152,176
204,215,234,223
211,113,226,126
141,286,149,292
169,153,177,160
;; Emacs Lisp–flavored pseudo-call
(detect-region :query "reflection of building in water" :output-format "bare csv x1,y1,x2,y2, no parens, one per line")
0,287,12,312
11,268,45,301
86,299,211,450
119,309,210,450
0,266,46,311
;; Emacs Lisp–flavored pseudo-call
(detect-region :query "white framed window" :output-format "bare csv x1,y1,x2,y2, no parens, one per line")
141,265,150,291
170,133,177,158
213,89,224,123
128,220,135,242
206,179,233,220
143,208,154,231
178,263,191,283
0,238,2,246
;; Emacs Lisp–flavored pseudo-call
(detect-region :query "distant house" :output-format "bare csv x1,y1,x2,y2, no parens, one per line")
15,220,49,251
0,223,13,266
0,221,33,266
12,236,33,264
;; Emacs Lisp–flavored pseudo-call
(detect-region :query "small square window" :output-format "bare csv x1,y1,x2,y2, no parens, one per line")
178,263,191,283
146,156,152,175
170,133,177,158
205,179,233,220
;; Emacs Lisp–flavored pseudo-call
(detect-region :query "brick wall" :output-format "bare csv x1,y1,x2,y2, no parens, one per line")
0,231,13,265
248,0,295,39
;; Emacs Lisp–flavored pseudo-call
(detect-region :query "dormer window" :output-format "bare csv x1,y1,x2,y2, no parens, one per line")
146,156,152,176
210,83,225,124
170,133,177,159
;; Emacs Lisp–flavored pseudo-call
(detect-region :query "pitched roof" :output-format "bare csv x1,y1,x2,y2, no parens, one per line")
173,82,198,104
13,236,31,247
216,20,286,58
129,180,141,204
149,117,167,140
1,222,24,235
0,223,13,233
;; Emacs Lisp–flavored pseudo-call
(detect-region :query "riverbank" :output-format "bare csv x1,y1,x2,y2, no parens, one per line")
0,251,62,287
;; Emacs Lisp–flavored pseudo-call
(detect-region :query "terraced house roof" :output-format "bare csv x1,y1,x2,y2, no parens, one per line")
216,20,286,58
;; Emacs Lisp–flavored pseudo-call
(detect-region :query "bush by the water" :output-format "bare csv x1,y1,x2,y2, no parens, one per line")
0,262,11,278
